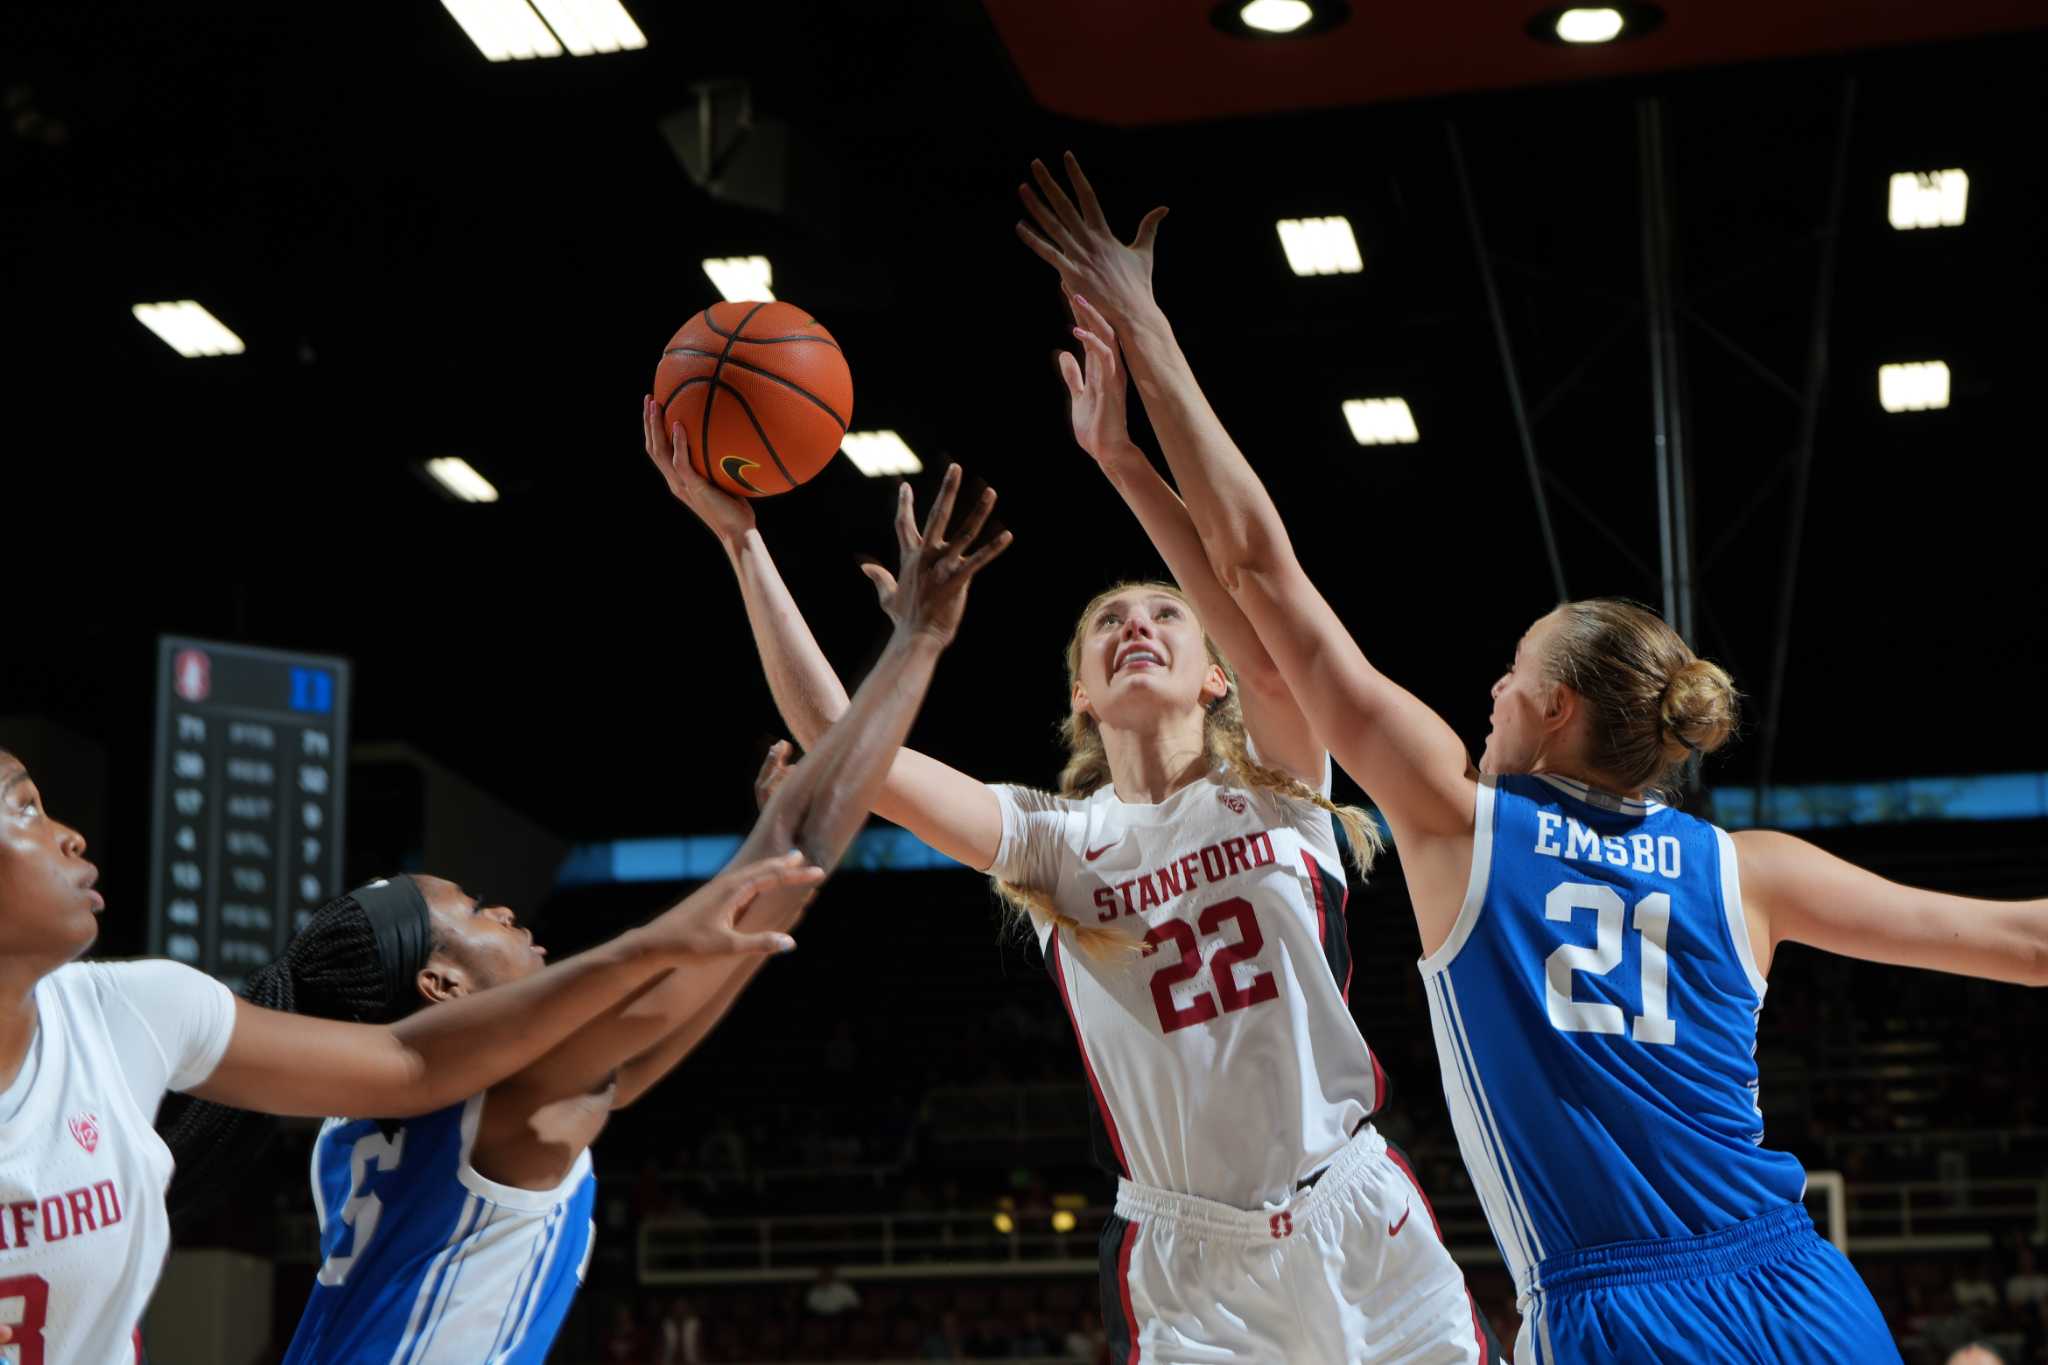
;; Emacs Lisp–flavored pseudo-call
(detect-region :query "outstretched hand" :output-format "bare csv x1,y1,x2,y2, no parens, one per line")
1058,292,1140,469
645,851,824,958
861,465,1014,647
1016,151,1168,327
642,394,757,542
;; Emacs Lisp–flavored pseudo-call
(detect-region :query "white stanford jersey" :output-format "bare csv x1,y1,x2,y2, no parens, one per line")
989,762,1384,1210
0,960,236,1365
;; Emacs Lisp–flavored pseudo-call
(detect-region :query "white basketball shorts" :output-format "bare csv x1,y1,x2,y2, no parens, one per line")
1097,1125,1500,1364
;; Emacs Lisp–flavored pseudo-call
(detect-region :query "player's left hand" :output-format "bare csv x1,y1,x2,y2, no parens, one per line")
1016,151,1168,326
861,465,1013,647
645,851,824,958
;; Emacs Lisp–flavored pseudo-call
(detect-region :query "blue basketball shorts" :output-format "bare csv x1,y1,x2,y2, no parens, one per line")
1515,1204,1899,1365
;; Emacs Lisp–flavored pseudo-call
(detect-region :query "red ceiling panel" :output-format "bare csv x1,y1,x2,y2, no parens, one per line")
981,0,2045,125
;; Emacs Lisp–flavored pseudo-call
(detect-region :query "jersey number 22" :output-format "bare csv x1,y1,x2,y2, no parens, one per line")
1143,897,1279,1034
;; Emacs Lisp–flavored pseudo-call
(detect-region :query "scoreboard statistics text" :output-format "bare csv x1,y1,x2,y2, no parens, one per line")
147,638,352,990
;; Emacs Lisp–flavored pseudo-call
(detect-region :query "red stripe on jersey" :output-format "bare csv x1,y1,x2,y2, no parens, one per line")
1384,1145,1490,1359
1299,850,1354,1000
1050,930,1132,1178
1116,1217,1143,1364
134,1326,143,1361
1303,849,1379,1111
1303,849,1329,967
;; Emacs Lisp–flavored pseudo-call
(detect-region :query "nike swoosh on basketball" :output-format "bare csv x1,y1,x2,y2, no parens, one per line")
1084,842,1118,861
1388,1207,1411,1237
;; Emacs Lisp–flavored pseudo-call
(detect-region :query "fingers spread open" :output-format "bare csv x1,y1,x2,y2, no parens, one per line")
1133,205,1170,254
1070,292,1117,341
1063,151,1108,228
860,561,898,601
1016,221,1076,274
1057,348,1085,396
892,480,919,548
960,529,1015,574
921,464,963,551
1017,183,1076,254
1030,158,1087,237
949,484,997,553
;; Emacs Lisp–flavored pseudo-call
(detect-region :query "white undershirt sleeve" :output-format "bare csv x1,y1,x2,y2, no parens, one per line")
90,959,239,1116
984,783,1074,887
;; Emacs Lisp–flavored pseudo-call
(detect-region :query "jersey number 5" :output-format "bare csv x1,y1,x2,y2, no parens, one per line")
318,1129,406,1287
1545,882,1677,1044
1143,897,1280,1034
0,1274,49,1364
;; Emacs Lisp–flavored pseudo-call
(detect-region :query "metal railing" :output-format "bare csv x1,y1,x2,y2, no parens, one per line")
636,1174,2048,1284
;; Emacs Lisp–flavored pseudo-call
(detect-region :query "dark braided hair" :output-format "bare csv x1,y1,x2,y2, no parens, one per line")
156,888,436,1226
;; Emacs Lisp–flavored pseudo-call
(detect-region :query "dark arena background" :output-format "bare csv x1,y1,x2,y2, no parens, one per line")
4,0,2046,1361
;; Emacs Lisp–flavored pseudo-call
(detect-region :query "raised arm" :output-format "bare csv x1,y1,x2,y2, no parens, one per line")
642,397,1007,870
1017,157,1475,871
576,465,1014,1110
1734,829,2048,987
1058,292,1323,786
187,852,822,1119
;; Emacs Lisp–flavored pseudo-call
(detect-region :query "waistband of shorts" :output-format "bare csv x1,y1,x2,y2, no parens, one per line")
1110,1124,1386,1242
1533,1204,1817,1297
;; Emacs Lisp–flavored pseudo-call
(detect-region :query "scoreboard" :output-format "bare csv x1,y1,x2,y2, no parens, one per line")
147,638,352,990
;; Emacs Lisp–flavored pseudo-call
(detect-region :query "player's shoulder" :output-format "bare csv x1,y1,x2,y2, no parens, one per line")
988,781,1084,817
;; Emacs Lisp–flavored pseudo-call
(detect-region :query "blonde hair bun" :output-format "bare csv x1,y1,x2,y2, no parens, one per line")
1659,657,1738,761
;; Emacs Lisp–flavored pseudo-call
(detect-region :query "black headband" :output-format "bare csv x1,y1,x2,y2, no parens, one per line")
352,876,434,1017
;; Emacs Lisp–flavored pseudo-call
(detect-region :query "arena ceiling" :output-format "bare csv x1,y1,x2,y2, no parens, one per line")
3,1,2044,872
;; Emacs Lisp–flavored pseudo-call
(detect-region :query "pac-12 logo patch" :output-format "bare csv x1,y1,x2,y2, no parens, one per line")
68,1112,101,1154
1220,792,1247,815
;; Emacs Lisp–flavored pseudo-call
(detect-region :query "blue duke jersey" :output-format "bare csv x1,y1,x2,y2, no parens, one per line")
285,1093,596,1365
1419,775,1806,1302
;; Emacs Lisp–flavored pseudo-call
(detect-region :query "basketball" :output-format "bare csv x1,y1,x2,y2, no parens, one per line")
652,301,854,498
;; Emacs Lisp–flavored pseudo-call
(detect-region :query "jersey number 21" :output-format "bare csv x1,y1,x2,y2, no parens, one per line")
1544,881,1677,1045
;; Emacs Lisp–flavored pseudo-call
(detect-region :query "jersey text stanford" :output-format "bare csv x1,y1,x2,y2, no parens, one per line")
1090,830,1279,920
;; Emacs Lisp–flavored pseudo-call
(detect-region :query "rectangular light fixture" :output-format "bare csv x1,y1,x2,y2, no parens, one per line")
440,0,563,60
132,301,245,358
527,0,646,55
1877,362,1950,413
841,431,923,478
1342,398,1419,445
1888,170,1968,230
424,457,501,503
1276,217,1363,276
701,256,775,303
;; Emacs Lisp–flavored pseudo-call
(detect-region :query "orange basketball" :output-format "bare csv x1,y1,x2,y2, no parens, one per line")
652,301,853,497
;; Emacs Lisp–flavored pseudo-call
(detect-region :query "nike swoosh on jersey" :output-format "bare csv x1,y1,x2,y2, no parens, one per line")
1389,1206,1411,1237
1084,842,1118,861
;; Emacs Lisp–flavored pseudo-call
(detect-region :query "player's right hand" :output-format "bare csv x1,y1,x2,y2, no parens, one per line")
861,465,1014,647
1059,292,1140,471
645,851,822,958
642,394,757,541
1015,151,1168,330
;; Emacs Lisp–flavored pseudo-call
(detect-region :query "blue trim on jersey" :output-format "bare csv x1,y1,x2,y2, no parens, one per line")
285,1097,596,1364
1422,775,1808,1305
